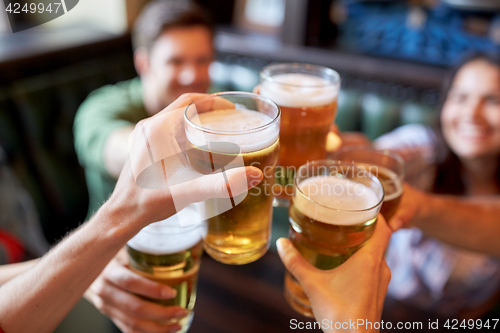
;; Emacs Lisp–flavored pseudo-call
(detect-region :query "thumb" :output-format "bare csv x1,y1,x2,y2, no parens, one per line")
276,238,317,282
387,183,420,231
170,166,263,205
203,166,263,199
388,216,405,232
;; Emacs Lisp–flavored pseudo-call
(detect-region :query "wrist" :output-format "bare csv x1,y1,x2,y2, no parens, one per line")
411,190,433,228
92,200,146,245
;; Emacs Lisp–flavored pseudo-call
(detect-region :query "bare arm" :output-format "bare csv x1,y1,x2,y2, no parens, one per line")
0,93,263,333
103,125,134,179
390,184,500,257
0,259,39,285
0,202,137,333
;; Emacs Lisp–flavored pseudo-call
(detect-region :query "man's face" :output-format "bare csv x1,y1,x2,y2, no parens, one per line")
143,26,213,112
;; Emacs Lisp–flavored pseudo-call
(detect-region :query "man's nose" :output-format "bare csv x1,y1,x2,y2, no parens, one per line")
464,99,484,120
178,66,196,86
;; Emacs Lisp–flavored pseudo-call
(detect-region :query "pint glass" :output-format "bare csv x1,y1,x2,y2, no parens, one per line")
184,92,280,265
284,160,384,317
260,63,340,198
333,147,405,220
127,210,203,332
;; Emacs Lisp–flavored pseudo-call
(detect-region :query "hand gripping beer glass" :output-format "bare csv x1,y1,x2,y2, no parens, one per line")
333,146,405,220
127,208,203,333
184,92,280,265
260,63,340,200
284,160,384,317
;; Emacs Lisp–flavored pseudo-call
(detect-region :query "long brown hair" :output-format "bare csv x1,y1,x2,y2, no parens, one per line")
433,52,500,195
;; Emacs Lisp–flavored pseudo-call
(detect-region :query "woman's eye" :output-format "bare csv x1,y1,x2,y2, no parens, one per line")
485,95,500,105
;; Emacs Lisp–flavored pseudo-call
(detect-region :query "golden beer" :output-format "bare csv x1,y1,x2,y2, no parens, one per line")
185,93,280,265
333,147,405,221
127,214,203,332
260,64,340,199
377,166,404,220
284,161,384,317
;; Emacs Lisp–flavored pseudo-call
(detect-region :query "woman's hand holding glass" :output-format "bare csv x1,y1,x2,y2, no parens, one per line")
277,216,392,333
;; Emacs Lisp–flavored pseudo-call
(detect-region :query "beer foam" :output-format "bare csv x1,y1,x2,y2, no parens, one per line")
384,181,403,201
260,73,338,108
294,176,381,225
187,109,279,153
352,164,404,202
377,167,404,201
127,205,203,255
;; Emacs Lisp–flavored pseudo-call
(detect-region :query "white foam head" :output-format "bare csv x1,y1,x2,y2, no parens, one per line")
375,166,404,201
186,108,279,153
294,176,381,225
127,205,203,255
260,73,338,108
350,163,404,202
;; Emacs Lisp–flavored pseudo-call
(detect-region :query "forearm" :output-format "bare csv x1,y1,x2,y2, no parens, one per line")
414,195,500,256
0,203,140,333
0,259,39,285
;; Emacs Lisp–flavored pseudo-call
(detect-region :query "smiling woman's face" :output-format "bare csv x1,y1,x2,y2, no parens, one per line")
441,59,500,159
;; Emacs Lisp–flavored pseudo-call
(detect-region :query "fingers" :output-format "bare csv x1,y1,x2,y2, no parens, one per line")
387,183,420,231
175,166,263,203
164,93,207,113
94,279,188,322
183,93,235,115
325,131,342,152
225,166,263,196
104,263,176,300
376,260,391,318
355,214,392,261
253,85,261,94
106,308,183,333
205,94,235,112
276,238,317,282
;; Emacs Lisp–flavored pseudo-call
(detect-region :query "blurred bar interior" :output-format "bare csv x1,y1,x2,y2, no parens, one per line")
1,0,500,332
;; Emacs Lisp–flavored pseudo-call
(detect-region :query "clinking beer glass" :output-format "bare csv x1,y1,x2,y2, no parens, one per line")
127,209,203,333
260,63,341,203
284,160,384,317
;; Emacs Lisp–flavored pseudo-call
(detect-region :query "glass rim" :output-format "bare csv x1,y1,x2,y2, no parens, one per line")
294,159,385,213
140,222,203,235
333,145,406,180
260,63,341,88
184,91,280,135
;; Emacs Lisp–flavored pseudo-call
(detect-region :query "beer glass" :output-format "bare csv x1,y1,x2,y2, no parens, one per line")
260,63,340,200
333,146,405,220
127,211,203,332
285,160,384,317
184,92,280,265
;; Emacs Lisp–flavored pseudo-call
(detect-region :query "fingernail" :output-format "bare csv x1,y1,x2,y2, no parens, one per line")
174,309,188,318
169,325,182,333
276,238,290,253
161,288,177,299
247,167,262,180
